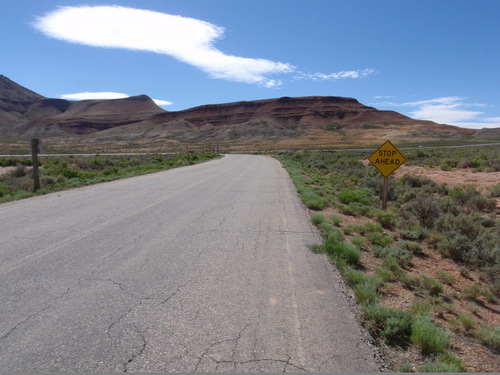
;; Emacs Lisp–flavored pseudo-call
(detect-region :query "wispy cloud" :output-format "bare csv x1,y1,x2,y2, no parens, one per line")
33,5,373,87
60,92,172,106
371,96,499,129
295,69,375,81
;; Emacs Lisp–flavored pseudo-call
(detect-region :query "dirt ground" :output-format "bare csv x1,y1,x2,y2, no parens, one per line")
0,166,15,175
392,164,500,192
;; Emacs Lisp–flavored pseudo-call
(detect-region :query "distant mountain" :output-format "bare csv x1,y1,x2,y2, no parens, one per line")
1,75,498,151
0,75,44,123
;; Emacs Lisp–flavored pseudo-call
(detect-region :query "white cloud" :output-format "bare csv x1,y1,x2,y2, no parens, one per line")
61,92,129,100
152,99,173,106
33,5,372,87
371,96,499,129
33,5,293,87
403,97,497,128
295,69,375,81
60,92,172,106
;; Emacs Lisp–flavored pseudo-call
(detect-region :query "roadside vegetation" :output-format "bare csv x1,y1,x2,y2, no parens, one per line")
276,146,500,372
0,152,218,203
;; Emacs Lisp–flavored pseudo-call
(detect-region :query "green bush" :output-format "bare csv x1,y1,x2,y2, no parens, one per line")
366,231,393,247
489,183,500,198
338,188,373,205
302,188,327,209
399,193,442,228
449,184,496,212
436,271,457,285
420,275,443,296
320,223,345,243
326,241,361,265
351,235,367,248
397,240,422,254
374,209,398,228
343,267,366,286
363,304,412,345
474,325,500,351
310,214,326,225
419,353,463,372
373,244,413,267
457,314,476,332
411,314,449,354
354,282,379,305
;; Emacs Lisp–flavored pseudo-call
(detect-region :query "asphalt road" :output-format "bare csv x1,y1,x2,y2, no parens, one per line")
0,154,381,372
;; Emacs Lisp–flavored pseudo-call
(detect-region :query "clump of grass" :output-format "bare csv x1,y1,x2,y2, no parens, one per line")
366,231,394,247
326,241,361,265
342,266,366,285
363,304,412,345
373,209,398,229
411,314,450,354
419,352,463,372
457,314,476,332
310,214,326,225
420,274,444,296
354,282,379,305
436,271,457,285
463,283,482,299
474,325,500,351
351,235,367,248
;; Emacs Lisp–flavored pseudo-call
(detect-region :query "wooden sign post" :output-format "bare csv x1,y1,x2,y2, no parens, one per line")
368,140,406,209
30,138,41,192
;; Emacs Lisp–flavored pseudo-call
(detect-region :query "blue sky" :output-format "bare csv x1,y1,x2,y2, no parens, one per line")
1,0,499,129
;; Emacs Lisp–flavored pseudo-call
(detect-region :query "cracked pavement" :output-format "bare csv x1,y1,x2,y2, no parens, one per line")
0,154,382,372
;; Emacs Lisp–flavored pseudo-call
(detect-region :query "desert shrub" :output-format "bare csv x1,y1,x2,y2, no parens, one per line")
463,283,485,300
373,246,413,267
435,213,499,267
448,184,495,212
364,222,383,233
436,271,457,285
0,183,12,198
338,188,373,205
354,282,379,305
320,223,345,243
399,225,430,242
489,183,500,198
343,267,366,286
329,215,342,226
399,193,442,228
366,231,393,247
363,304,412,345
351,235,367,248
89,158,106,170
474,326,500,351
310,214,326,225
373,209,398,228
419,353,463,372
411,314,450,354
399,173,439,190
375,267,395,282
420,275,443,296
398,240,422,254
457,314,476,332
326,241,361,265
301,187,327,210
9,165,28,178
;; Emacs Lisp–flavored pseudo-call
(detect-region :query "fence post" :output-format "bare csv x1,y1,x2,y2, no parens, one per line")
31,138,40,191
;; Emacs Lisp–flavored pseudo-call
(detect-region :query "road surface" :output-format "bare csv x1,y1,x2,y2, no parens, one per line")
0,154,381,372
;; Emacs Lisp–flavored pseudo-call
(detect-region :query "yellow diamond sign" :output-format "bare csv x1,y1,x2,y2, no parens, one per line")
369,140,406,178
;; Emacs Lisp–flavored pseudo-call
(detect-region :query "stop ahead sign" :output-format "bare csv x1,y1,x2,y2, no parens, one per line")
368,140,406,178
